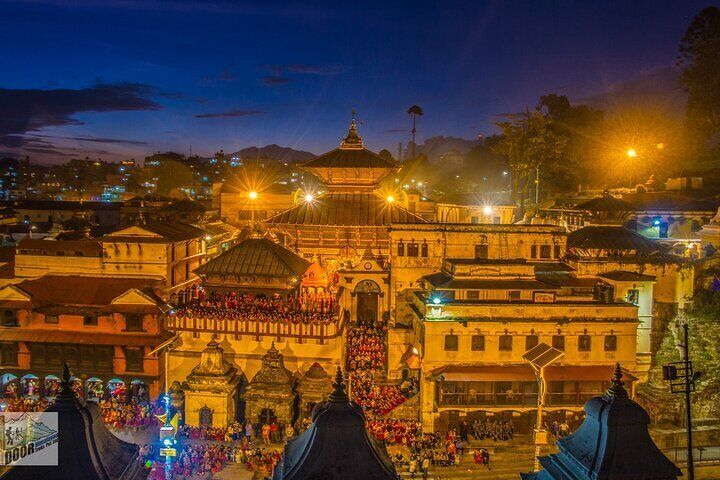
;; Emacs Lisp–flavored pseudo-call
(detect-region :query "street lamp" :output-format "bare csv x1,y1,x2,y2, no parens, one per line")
523,343,564,471
386,195,395,204
304,193,314,203
248,190,258,226
483,205,493,216
627,148,638,158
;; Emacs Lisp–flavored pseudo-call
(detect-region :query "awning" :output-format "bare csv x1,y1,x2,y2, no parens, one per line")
0,329,173,347
429,364,637,382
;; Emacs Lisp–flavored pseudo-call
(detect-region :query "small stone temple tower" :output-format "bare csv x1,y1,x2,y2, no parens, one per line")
184,336,241,427
522,363,681,480
297,361,333,418
244,343,296,427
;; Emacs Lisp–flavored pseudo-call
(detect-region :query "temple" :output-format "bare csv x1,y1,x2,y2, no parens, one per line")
272,367,399,480
521,364,681,480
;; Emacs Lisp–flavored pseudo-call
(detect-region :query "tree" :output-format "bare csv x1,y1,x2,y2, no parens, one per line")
678,6,720,145
492,110,567,207
407,105,424,160
378,149,395,162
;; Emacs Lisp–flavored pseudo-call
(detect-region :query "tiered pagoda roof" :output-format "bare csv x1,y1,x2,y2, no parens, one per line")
522,364,681,480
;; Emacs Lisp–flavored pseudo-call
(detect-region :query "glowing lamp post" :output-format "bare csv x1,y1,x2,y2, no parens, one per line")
248,190,258,226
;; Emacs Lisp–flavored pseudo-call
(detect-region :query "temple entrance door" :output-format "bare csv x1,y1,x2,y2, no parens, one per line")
199,406,213,426
355,280,381,325
259,408,276,425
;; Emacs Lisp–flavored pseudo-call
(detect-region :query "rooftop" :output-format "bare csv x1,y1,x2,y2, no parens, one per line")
567,225,661,252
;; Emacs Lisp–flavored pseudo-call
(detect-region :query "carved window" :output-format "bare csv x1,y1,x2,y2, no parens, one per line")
471,335,485,351
444,334,458,351
604,335,617,352
499,335,513,351
578,335,592,352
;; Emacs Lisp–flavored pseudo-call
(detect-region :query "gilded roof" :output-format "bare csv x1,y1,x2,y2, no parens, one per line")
265,192,429,226
574,193,633,212
196,236,310,277
302,148,399,169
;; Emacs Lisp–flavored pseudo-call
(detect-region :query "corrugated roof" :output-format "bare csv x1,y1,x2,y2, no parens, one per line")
265,192,429,226
302,148,399,169
567,226,660,252
196,236,310,277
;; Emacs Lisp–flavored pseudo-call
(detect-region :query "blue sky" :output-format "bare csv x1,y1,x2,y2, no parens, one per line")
0,0,715,163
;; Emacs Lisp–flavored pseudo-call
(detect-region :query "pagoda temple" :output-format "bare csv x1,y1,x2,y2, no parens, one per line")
265,119,428,261
522,364,681,480
273,367,399,480
1,364,146,480
244,343,297,427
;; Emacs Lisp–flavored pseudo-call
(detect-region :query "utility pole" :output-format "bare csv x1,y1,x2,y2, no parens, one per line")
663,322,698,480
535,166,540,204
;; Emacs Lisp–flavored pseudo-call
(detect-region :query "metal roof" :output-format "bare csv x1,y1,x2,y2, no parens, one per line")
598,270,657,282
567,226,660,252
196,236,310,277
265,192,428,226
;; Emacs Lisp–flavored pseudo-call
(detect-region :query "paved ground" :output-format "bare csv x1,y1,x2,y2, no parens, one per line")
109,427,720,479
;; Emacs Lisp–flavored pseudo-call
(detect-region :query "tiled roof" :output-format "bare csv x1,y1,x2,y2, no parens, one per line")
567,226,660,252
140,221,205,240
302,148,399,169
0,329,172,347
265,192,429,226
196,237,310,277
9,275,163,308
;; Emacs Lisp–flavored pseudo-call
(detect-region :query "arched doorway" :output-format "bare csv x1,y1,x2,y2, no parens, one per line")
199,405,213,426
259,407,277,425
355,280,381,325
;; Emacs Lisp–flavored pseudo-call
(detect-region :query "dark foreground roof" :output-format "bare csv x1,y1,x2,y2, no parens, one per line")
567,226,660,252
522,365,680,480
273,368,399,480
196,236,310,277
302,147,400,169
1,364,146,480
265,192,429,226
574,193,634,212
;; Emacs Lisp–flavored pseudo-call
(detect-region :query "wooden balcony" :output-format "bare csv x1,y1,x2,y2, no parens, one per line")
165,314,344,341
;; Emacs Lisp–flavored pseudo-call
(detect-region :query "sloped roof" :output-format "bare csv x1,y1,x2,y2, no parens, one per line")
599,270,657,282
574,193,633,212
522,365,680,480
1,364,146,480
17,239,103,256
265,192,429,226
423,272,559,290
8,275,163,308
567,226,660,252
159,198,206,213
103,221,204,242
302,148,400,169
196,236,309,277
273,368,399,480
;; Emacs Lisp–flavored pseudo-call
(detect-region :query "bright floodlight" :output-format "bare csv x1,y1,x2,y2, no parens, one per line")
432,297,441,305
248,190,258,200
627,148,637,158
304,193,314,202
483,206,493,215
386,195,395,203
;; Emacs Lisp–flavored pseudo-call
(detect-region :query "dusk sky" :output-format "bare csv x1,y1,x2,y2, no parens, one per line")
1,0,716,164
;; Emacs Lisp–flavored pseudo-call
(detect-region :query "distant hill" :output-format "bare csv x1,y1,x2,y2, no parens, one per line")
230,144,316,163
410,136,478,163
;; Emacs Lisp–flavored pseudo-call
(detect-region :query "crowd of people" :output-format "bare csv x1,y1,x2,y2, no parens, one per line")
345,317,417,417
468,419,515,442
175,291,336,325
99,398,165,429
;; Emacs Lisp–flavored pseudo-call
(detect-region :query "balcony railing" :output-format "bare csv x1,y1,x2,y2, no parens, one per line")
165,314,344,341
437,391,602,408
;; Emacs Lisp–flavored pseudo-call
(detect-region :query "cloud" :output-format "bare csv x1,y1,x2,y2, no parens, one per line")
22,147,77,157
26,134,149,146
0,81,160,148
282,64,341,76
200,66,238,85
262,75,291,86
194,109,262,119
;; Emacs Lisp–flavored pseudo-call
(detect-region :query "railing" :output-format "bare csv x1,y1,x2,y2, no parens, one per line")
663,446,720,466
165,314,344,340
438,392,602,408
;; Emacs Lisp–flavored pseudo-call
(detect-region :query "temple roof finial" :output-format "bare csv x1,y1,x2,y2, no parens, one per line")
604,362,628,401
328,366,349,403
57,362,77,399
340,110,363,150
